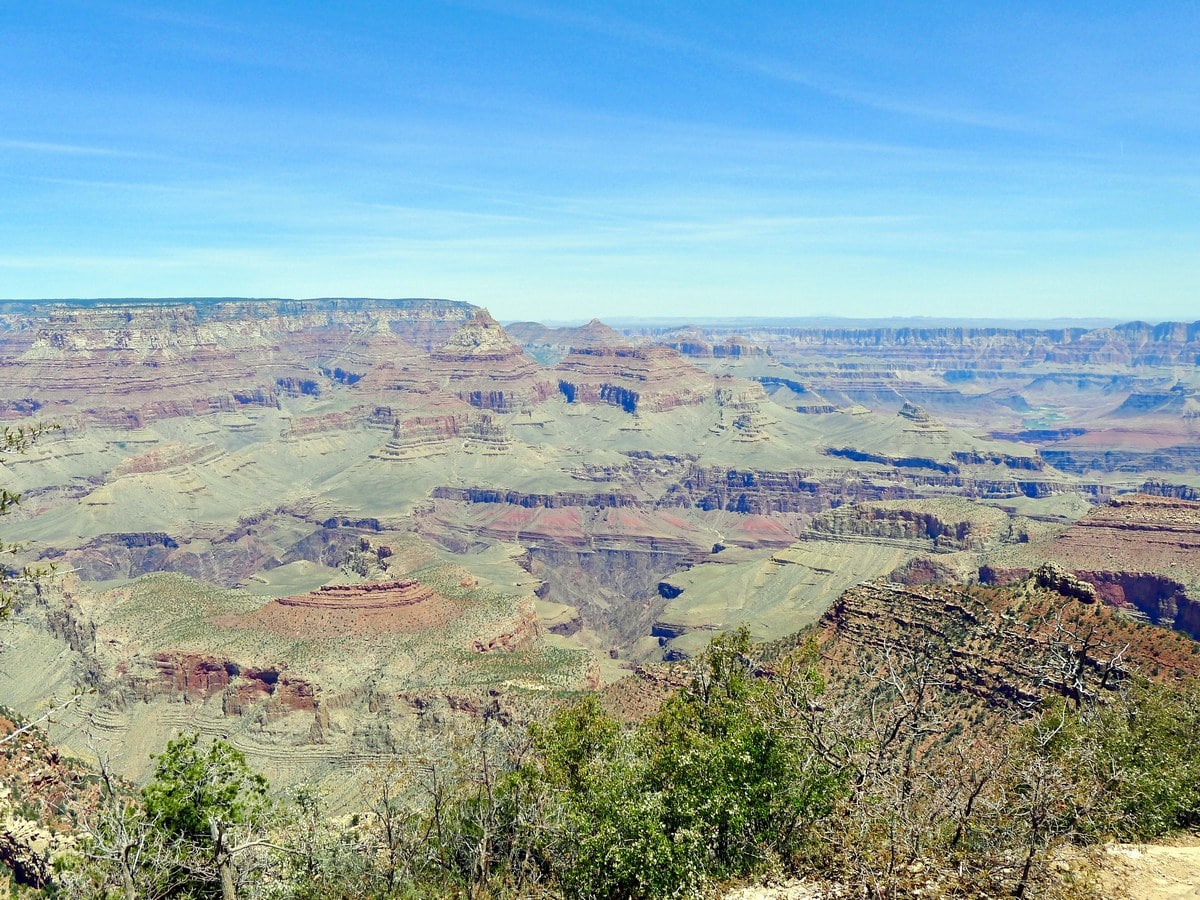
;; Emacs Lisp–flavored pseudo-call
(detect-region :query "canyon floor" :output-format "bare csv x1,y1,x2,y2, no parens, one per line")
2,299,1200,796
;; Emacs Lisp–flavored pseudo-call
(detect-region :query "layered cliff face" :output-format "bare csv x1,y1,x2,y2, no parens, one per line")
975,494,1200,640
712,383,776,441
816,574,1200,716
6,302,1200,796
554,345,712,413
0,298,476,425
506,317,628,363
808,498,1020,552
1042,495,1200,637
373,414,464,460
425,309,553,412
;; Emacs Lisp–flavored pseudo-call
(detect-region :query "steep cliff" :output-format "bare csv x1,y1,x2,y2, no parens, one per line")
554,345,712,413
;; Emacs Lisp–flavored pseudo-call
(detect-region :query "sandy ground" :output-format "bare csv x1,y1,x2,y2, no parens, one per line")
721,837,1200,899
722,883,826,900
1098,838,1200,899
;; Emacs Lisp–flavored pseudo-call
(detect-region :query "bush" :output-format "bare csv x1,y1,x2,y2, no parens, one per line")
515,629,843,898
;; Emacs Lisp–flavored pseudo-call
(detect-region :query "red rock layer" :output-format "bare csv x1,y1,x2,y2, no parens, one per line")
1050,494,1200,575
1041,494,1200,638
146,652,318,712
276,579,435,609
554,345,711,413
0,298,476,424
221,579,462,637
355,310,553,412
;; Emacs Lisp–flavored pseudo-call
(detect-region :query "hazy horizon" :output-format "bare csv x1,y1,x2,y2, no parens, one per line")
0,295,1158,330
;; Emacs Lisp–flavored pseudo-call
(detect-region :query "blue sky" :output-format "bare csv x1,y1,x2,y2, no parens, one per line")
1,1,1198,321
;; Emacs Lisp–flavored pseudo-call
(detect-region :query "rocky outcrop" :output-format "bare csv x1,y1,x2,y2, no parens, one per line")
713,383,776,441
0,720,87,889
426,310,553,412
373,414,464,460
224,668,319,716
462,414,515,454
0,804,66,888
1031,562,1097,602
0,298,476,425
808,500,1017,552
221,579,461,638
149,652,238,696
819,577,1200,713
277,579,435,610
554,345,711,413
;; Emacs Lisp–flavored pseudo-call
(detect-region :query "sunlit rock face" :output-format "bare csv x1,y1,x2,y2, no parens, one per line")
0,298,476,424
554,345,712,413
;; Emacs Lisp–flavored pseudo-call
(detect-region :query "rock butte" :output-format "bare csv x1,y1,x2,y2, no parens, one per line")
3,298,1200,791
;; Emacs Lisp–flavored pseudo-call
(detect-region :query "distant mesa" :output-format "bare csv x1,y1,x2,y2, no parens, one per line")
220,578,460,637
657,328,767,359
713,382,776,441
462,414,515,454
373,414,463,461
506,317,628,363
554,345,711,414
0,297,477,425
573,318,627,347
427,310,553,412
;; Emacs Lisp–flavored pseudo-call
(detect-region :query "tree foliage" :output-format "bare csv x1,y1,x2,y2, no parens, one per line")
0,423,58,619
54,630,1200,900
142,732,270,842
70,734,273,900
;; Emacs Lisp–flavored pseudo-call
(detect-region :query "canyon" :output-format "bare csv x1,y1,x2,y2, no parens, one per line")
1,298,1199,793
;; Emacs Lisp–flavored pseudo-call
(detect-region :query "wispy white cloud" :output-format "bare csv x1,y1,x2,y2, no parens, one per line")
456,0,1050,135
0,138,149,158
738,58,1052,135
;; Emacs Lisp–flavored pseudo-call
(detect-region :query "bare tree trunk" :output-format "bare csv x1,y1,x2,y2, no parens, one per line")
211,819,237,900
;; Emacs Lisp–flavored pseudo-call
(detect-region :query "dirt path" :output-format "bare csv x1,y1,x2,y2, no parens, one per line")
722,883,826,900
721,837,1200,899
1097,838,1200,899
